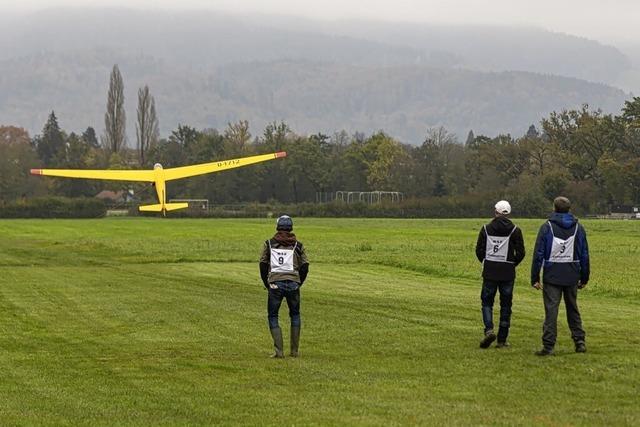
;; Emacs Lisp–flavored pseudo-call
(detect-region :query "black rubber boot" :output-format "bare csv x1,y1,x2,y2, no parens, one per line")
290,326,300,357
270,327,285,358
575,341,586,353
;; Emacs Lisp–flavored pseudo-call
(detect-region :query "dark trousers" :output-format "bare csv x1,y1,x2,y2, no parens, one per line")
267,280,301,330
542,283,585,349
481,279,514,342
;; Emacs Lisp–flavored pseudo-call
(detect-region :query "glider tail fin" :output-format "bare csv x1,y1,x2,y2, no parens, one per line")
138,203,189,212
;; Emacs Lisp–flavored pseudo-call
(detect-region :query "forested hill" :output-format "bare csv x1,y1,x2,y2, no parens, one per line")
211,62,627,140
0,51,627,142
0,8,632,141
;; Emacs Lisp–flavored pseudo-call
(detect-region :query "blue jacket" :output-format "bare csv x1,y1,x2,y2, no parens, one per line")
531,213,590,287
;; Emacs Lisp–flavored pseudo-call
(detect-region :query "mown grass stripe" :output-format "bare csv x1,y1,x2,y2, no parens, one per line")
1,219,639,425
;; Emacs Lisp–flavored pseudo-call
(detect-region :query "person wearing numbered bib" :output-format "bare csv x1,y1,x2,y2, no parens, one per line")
531,197,590,356
259,215,309,358
475,200,526,349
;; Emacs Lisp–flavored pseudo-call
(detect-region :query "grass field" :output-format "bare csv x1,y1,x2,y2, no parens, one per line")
0,218,639,426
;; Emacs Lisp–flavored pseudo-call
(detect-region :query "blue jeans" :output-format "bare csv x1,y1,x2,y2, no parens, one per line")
267,280,301,330
481,280,514,342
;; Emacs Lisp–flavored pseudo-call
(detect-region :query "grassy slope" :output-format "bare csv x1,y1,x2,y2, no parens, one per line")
0,218,638,426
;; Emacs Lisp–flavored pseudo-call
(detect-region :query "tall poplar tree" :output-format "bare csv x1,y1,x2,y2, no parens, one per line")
135,85,159,166
103,65,126,154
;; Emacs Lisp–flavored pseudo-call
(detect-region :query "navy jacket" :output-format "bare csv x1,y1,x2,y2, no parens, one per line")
476,216,525,282
531,213,590,287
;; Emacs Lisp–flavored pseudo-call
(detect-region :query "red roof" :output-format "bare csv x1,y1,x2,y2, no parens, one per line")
95,190,124,201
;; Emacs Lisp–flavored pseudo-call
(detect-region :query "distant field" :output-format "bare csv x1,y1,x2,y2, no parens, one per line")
0,218,639,425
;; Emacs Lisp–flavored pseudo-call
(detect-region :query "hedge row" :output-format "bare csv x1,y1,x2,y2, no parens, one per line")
0,197,107,218
142,193,559,218
0,193,584,219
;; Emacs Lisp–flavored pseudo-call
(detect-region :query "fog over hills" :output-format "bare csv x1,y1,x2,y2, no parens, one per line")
0,8,633,142
250,15,635,86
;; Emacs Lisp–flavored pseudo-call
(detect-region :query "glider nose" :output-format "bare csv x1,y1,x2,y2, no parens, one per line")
30,169,43,175
275,151,287,158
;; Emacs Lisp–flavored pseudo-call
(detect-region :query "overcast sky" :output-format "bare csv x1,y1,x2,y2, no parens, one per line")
3,0,639,44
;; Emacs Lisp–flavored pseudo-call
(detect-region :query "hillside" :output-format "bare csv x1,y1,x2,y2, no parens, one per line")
0,8,632,141
0,51,627,142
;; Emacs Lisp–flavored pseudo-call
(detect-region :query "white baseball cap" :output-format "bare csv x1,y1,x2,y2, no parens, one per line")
495,200,511,215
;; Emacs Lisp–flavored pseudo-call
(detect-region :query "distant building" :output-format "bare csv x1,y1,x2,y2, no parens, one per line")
610,205,640,219
95,190,134,204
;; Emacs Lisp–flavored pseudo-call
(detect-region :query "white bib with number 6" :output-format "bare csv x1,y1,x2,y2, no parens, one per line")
484,225,516,263
269,242,297,273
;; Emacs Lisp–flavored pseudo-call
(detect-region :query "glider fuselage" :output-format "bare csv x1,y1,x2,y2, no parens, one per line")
138,163,189,215
153,163,167,207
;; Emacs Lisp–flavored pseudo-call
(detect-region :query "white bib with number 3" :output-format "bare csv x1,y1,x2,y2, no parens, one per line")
269,242,297,273
548,222,578,263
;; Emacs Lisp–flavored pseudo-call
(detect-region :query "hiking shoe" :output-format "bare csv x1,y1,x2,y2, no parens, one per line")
480,331,497,349
535,348,554,356
496,341,510,349
575,341,586,353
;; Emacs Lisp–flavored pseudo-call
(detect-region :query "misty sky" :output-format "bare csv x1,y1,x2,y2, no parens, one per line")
3,0,639,44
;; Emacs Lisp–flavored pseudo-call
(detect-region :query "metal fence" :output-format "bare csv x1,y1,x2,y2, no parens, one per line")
316,191,404,204
169,199,209,210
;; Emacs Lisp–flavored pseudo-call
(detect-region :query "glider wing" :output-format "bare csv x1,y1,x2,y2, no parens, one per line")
163,152,287,181
30,168,155,182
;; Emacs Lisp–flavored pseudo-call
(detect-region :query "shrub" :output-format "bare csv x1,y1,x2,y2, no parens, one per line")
0,197,106,218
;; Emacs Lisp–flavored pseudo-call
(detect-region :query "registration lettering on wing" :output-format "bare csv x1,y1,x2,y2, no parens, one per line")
217,160,241,167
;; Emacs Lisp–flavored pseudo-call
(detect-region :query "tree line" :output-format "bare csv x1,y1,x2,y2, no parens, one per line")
1,64,639,216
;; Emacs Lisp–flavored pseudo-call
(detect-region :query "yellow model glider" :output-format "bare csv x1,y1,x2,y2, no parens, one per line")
31,151,287,214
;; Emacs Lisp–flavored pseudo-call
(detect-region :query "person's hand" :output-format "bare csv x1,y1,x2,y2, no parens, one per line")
532,282,542,290
269,283,278,290
578,281,587,289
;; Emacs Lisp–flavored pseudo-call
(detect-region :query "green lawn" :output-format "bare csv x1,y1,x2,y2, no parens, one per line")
0,218,638,426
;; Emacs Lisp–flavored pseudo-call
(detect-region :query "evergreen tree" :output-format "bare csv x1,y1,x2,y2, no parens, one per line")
36,111,66,166
465,130,475,146
526,124,540,138
82,126,99,148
